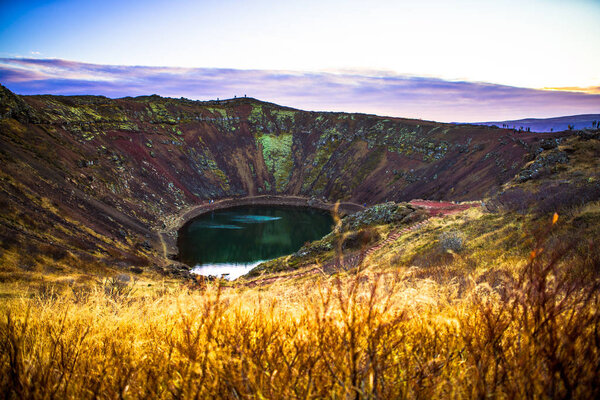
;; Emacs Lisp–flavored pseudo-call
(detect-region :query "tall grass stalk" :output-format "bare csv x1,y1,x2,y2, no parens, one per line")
1,215,599,398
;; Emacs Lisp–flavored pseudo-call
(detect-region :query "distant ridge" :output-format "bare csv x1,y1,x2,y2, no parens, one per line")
473,113,600,133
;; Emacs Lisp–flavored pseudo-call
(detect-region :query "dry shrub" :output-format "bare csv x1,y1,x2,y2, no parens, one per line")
342,227,380,251
102,276,137,303
0,216,599,399
460,215,600,398
439,230,464,253
488,182,600,215
39,244,69,261
0,234,19,250
408,244,455,268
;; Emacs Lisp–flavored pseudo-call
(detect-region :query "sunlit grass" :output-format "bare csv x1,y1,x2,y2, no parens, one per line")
1,212,599,399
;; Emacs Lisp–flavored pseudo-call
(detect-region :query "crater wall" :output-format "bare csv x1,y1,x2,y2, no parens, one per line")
0,85,568,274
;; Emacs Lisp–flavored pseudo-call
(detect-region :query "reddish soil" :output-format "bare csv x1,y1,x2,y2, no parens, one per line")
409,200,480,216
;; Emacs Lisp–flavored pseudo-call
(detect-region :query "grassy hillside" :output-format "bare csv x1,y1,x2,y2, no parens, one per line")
1,85,600,398
2,203,599,398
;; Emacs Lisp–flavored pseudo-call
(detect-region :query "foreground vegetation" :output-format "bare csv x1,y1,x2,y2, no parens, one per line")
2,211,599,399
2,82,599,399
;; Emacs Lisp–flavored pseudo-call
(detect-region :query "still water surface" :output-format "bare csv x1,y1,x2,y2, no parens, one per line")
178,206,333,279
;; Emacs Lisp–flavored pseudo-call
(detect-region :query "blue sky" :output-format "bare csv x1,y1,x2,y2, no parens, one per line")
1,0,599,121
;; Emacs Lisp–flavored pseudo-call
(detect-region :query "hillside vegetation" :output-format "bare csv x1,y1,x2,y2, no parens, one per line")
1,85,600,398
2,205,599,398
0,84,571,280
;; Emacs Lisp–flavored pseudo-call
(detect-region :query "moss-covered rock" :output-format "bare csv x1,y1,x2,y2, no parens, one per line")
341,202,418,230
257,133,294,192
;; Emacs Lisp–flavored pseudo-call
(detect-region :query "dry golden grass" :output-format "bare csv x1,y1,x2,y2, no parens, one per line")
1,214,599,399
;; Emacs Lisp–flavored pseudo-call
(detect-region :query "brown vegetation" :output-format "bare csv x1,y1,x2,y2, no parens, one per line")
1,87,600,399
1,214,599,399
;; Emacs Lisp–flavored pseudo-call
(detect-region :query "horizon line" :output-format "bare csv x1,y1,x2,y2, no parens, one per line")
1,57,599,123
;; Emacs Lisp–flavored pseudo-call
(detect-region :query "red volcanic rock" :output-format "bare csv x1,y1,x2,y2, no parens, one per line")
0,85,570,272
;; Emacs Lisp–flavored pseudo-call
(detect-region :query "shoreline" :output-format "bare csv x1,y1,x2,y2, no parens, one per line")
158,195,365,261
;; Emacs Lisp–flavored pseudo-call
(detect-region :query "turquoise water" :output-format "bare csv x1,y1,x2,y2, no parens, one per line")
178,206,334,279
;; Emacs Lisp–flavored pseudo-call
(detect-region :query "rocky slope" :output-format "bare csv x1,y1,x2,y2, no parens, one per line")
0,84,570,278
246,129,600,279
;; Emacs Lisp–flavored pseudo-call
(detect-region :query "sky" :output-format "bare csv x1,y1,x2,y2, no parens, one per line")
0,0,599,122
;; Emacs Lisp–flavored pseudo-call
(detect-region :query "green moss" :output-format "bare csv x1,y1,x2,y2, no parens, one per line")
301,128,342,192
248,104,263,124
147,102,177,124
189,147,230,192
349,147,384,190
257,133,294,192
274,109,296,119
205,107,227,118
311,172,331,194
213,169,230,191
273,109,296,130
363,122,448,162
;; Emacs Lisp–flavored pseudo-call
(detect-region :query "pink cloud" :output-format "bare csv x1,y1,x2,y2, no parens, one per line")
1,58,599,122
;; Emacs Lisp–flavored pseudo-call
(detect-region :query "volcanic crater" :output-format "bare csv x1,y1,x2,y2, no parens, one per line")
0,84,570,278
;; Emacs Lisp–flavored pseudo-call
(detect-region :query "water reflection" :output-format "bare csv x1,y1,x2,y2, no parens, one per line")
192,261,265,280
178,206,333,280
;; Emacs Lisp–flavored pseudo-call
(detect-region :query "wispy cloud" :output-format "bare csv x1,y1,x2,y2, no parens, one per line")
543,86,600,95
1,58,598,122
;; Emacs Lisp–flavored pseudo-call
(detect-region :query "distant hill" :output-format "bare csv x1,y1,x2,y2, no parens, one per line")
475,114,600,133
